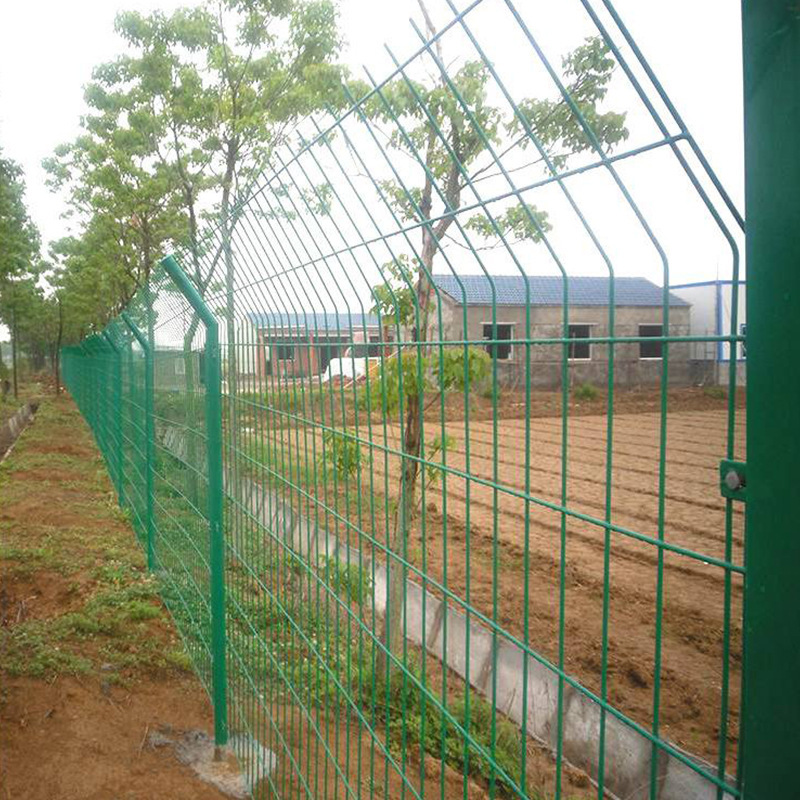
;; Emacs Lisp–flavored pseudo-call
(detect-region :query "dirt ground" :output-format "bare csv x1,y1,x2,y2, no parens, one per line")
3,385,739,797
257,386,744,775
1,390,595,800
411,407,744,771
0,393,229,800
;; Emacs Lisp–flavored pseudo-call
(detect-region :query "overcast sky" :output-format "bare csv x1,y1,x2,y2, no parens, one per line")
0,0,744,295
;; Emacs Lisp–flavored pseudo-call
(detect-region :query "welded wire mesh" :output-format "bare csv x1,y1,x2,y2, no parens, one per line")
62,2,746,798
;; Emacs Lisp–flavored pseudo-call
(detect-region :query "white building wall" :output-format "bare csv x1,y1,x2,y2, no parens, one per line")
670,283,718,361
670,280,747,385
719,283,747,362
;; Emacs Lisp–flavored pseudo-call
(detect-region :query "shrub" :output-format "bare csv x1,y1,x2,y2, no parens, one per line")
319,555,372,605
319,428,363,480
572,382,600,401
703,386,727,400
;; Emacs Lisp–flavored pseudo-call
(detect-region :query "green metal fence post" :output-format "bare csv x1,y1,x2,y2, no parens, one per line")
160,253,228,749
78,341,96,441
121,310,156,572
95,336,112,478
103,328,125,508
742,4,800,798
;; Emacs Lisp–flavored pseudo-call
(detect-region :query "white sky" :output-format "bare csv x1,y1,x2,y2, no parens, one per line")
0,0,744,313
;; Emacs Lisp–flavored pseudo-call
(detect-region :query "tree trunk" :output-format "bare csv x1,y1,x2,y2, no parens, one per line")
376,232,436,683
11,306,18,399
54,299,63,395
183,316,201,503
221,139,239,450
374,104,458,681
182,190,203,504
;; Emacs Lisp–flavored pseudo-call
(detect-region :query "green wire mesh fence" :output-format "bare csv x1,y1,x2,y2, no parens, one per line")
62,1,747,798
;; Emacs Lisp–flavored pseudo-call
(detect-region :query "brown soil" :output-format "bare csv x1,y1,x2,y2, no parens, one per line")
435,384,745,422
1,391,590,800
6,384,739,797
0,393,228,800
0,676,228,800
257,387,744,775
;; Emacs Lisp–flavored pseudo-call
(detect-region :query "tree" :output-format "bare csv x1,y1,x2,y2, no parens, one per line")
97,0,347,390
364,6,629,679
0,148,43,396
0,150,40,284
43,116,186,315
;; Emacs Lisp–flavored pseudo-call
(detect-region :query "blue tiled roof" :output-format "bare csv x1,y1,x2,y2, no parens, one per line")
247,311,379,331
432,275,688,307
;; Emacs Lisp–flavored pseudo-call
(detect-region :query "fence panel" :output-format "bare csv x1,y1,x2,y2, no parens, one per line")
62,2,753,798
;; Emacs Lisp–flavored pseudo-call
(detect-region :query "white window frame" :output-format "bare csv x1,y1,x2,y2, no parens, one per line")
638,323,664,360
567,323,595,361
481,321,515,361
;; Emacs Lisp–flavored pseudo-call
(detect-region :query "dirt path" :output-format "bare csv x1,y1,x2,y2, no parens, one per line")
0,393,228,800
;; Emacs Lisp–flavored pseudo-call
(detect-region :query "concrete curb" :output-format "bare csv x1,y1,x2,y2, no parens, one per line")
158,424,733,800
0,401,38,463
231,475,733,800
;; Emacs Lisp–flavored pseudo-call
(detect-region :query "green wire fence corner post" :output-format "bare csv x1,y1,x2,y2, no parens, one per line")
742,4,800,799
120,310,156,573
160,253,228,749
102,328,125,508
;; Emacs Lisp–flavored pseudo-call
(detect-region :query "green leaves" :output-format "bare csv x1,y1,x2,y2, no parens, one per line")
509,36,628,158
370,255,418,329
364,345,491,417
433,345,490,394
0,148,55,367
319,428,364,480
366,35,627,249
45,0,349,336
0,150,40,284
465,202,551,244
423,432,456,488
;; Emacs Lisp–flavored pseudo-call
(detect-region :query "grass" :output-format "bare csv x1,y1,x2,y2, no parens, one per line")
19,389,589,798
0,394,194,684
571,382,600,402
378,658,541,798
703,385,727,400
226,538,544,799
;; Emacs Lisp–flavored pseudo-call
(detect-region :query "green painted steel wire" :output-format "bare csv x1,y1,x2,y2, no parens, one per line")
121,311,156,572
59,2,750,798
162,254,229,748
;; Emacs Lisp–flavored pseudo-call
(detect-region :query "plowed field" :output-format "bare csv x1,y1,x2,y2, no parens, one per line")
259,404,744,773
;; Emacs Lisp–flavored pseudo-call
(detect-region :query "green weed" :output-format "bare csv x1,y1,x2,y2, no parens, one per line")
572,382,600,402
319,555,372,605
319,429,364,480
2,621,92,678
703,385,727,400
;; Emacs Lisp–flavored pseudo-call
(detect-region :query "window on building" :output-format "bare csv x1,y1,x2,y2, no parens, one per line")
274,342,296,361
348,334,385,358
369,334,384,357
568,324,592,360
639,324,663,359
740,323,747,359
175,359,186,376
483,323,513,360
